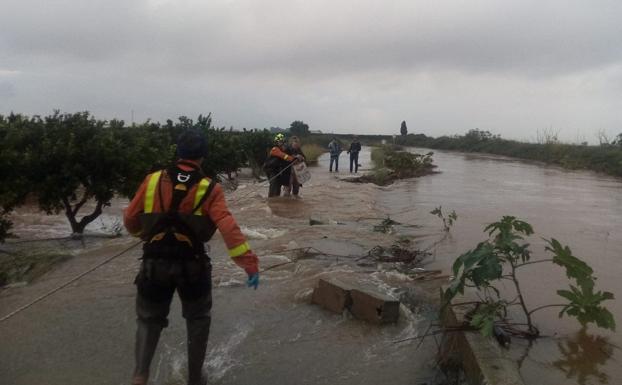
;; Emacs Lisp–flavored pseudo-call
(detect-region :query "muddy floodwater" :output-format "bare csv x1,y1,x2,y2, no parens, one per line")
0,147,443,385
1,147,621,385
382,148,622,385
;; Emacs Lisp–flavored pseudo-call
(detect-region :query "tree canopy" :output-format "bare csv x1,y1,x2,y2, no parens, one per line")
289,120,310,136
400,121,408,136
0,111,276,240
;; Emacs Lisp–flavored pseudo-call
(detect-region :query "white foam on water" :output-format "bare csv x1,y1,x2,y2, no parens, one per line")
205,325,251,381
216,277,245,287
376,270,415,282
262,254,291,262
84,214,124,236
152,341,186,385
294,288,314,301
240,226,288,240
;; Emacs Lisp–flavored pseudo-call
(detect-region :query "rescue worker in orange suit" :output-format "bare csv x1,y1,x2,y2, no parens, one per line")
124,130,259,385
263,133,301,197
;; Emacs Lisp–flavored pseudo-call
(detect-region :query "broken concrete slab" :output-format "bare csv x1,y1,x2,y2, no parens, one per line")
311,278,352,314
441,293,525,385
311,278,400,324
350,289,400,324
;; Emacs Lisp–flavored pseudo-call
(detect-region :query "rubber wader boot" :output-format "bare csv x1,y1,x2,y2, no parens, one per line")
187,317,211,385
133,320,163,383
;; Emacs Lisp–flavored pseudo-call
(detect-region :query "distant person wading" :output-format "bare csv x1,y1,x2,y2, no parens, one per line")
328,137,342,172
284,136,306,196
347,136,361,173
124,130,259,385
264,133,301,197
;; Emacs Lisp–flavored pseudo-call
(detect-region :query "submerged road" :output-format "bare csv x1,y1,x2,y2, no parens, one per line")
0,148,442,385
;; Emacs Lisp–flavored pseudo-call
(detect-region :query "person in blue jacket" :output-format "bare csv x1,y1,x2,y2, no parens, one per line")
328,137,342,172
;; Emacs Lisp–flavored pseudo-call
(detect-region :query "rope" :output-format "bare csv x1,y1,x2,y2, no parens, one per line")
0,240,141,323
0,160,296,323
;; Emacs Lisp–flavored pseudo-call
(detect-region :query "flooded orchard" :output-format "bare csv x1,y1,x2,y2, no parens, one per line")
0,147,444,385
1,147,621,385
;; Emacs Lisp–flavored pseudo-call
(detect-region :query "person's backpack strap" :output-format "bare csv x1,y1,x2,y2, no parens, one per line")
191,178,217,215
166,165,204,212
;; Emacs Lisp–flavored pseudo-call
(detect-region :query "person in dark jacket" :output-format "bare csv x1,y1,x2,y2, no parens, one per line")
328,137,341,172
347,137,362,173
264,133,300,197
284,136,306,196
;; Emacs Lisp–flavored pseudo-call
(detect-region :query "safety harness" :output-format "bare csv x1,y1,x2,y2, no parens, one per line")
140,161,217,259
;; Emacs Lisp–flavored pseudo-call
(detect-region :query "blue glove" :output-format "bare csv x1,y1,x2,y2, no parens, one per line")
247,273,259,290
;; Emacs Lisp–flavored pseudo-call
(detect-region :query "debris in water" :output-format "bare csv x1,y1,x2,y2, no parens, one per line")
364,242,428,264
373,217,400,233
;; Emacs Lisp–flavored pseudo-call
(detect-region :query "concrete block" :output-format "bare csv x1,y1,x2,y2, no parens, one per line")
441,292,525,385
311,278,352,314
350,289,400,324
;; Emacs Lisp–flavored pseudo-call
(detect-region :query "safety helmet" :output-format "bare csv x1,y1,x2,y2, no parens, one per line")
274,133,285,144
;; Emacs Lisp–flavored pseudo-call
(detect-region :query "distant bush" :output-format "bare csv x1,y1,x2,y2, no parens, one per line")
358,146,435,185
301,144,325,165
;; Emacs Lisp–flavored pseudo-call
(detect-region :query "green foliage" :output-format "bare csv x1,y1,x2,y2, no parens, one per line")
300,143,326,165
0,111,170,234
237,129,273,178
442,216,615,337
469,301,506,337
0,111,277,237
289,120,310,136
364,146,435,186
430,206,457,232
372,146,434,178
400,120,408,136
546,238,616,330
397,130,622,178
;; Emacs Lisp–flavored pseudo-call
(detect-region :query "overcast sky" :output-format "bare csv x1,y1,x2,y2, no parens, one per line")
1,0,621,142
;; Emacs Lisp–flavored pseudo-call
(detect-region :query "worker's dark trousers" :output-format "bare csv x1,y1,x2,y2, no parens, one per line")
329,155,339,172
349,152,359,173
134,256,212,385
268,180,281,197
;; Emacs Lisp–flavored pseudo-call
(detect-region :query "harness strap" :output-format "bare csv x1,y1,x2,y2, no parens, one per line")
192,178,217,215
144,171,162,213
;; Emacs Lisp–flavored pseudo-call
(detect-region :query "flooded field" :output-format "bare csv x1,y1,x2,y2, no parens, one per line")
380,148,622,385
1,146,620,385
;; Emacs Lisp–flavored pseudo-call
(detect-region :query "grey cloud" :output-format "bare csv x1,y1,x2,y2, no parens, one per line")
0,81,16,98
3,0,622,77
1,0,621,141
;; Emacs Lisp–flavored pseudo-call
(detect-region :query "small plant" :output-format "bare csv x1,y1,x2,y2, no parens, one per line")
430,206,457,232
373,217,400,233
442,216,615,338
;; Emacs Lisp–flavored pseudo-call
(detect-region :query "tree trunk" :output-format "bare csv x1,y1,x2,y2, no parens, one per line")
62,197,105,235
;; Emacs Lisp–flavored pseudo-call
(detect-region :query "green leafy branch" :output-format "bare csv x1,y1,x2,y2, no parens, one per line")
430,206,458,232
442,216,615,338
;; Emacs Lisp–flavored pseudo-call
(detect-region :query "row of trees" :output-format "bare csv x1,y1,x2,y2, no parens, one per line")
396,129,622,177
0,111,274,239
